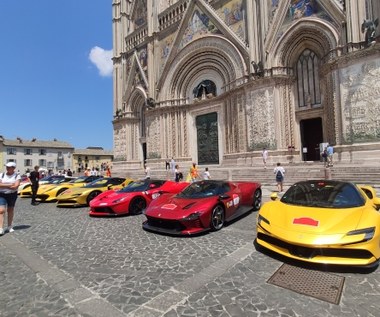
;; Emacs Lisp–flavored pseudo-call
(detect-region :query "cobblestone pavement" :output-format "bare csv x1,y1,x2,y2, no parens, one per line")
1,186,380,317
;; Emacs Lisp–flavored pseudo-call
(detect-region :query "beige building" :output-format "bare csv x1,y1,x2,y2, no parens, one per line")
0,136,74,174
73,147,113,174
112,0,380,174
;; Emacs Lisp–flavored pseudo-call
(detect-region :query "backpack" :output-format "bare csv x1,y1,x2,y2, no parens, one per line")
276,170,282,178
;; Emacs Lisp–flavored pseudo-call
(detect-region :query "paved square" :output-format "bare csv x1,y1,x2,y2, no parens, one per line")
1,196,380,316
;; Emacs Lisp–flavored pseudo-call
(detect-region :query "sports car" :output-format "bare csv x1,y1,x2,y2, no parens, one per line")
35,175,102,202
17,175,33,193
89,179,189,216
143,180,262,235
56,177,132,207
19,175,76,198
256,180,380,268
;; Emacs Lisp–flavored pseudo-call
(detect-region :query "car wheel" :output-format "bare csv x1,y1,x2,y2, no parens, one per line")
56,188,67,196
86,191,101,205
210,205,225,231
129,197,147,215
253,189,262,211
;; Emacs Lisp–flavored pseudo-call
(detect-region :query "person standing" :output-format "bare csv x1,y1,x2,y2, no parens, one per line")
144,164,151,179
262,148,269,169
0,162,21,235
189,163,199,182
29,165,40,205
273,162,285,193
170,157,176,179
326,144,334,167
105,166,112,177
202,167,211,180
174,165,183,182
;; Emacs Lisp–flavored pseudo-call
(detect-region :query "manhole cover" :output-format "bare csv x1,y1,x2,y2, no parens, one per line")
267,264,345,305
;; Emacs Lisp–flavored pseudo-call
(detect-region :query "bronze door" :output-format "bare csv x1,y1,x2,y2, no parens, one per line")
196,112,219,165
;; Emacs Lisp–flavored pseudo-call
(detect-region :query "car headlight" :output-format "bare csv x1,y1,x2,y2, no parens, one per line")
347,227,375,242
257,214,270,226
182,212,201,221
113,197,126,203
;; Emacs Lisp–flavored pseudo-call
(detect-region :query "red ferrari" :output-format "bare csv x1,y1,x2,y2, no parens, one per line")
89,179,189,216
143,180,262,235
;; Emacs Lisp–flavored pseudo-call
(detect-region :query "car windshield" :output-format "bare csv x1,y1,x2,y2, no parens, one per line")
84,179,111,188
176,181,229,198
280,181,365,208
40,175,63,182
84,178,124,188
118,180,151,193
70,176,89,183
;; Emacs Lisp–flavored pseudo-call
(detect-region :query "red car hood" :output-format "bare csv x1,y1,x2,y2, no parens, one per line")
146,195,214,220
90,190,130,206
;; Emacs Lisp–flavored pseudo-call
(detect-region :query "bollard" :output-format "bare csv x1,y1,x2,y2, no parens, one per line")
324,167,332,180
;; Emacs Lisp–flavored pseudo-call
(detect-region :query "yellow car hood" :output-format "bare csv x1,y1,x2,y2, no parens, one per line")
258,201,377,246
58,186,90,197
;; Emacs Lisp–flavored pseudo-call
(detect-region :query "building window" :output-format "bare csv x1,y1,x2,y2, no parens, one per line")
24,148,32,155
7,148,16,155
25,159,33,167
296,49,321,108
39,149,47,155
58,151,63,158
39,159,47,167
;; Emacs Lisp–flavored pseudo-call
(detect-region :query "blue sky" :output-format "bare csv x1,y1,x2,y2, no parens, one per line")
0,1,114,150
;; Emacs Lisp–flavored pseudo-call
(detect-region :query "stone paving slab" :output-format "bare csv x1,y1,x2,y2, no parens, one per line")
0,188,380,316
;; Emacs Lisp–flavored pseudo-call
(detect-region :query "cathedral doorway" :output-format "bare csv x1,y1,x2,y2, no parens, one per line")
142,142,147,163
196,112,219,165
300,118,323,161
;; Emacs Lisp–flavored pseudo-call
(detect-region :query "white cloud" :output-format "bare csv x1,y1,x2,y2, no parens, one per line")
89,46,113,77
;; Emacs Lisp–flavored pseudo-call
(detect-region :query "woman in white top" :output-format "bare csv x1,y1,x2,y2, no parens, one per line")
0,162,21,235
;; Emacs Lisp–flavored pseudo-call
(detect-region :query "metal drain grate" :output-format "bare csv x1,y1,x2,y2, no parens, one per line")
267,264,345,305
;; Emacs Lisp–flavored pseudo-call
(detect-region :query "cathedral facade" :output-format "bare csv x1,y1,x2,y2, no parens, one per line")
112,0,380,173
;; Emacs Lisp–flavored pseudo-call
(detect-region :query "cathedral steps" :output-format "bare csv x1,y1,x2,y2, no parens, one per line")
122,163,380,189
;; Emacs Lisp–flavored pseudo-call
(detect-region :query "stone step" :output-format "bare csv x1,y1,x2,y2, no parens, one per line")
119,164,380,186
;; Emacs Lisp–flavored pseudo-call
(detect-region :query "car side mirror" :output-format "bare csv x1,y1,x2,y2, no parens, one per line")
270,193,278,201
218,194,230,200
373,197,380,210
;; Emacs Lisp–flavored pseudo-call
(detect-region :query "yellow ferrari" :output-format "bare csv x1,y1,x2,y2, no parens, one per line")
56,177,133,207
256,180,380,268
35,175,102,202
19,175,76,198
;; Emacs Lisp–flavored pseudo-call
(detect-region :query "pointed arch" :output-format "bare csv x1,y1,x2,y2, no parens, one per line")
159,35,247,101
127,87,147,114
270,18,339,67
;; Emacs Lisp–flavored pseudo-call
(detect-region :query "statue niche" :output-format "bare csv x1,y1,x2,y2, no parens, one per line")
193,80,217,100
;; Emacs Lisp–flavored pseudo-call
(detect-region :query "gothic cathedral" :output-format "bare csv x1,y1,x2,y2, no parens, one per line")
112,0,380,173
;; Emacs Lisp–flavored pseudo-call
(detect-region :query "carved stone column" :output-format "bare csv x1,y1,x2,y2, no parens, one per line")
346,0,367,43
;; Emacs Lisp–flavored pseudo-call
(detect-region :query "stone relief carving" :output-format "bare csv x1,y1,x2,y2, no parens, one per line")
340,60,380,143
246,88,276,150
113,124,127,160
146,116,161,157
